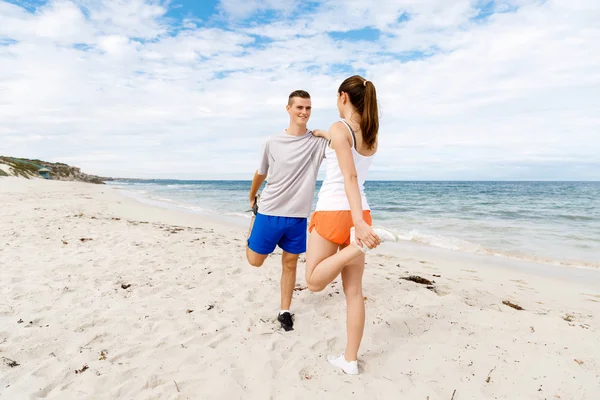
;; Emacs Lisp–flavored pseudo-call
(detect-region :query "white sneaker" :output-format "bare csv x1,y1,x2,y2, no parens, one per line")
350,226,398,253
327,353,359,375
372,226,398,243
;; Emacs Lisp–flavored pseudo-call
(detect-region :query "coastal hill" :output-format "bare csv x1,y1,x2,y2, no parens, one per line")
0,156,110,184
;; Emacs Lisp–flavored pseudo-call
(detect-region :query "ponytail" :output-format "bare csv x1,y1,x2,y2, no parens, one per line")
338,75,379,150
360,81,379,149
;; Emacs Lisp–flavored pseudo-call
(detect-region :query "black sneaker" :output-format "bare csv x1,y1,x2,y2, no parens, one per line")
277,312,294,331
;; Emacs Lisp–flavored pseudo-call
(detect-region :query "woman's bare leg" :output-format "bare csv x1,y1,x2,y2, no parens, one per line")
305,230,364,292
339,245,365,361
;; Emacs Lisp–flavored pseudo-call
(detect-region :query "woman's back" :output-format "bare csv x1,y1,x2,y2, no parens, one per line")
315,120,375,211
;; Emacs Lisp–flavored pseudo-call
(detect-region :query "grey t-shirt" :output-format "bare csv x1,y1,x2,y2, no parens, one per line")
257,130,328,218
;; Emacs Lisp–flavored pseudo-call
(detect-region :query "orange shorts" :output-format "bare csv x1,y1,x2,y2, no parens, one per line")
308,210,372,245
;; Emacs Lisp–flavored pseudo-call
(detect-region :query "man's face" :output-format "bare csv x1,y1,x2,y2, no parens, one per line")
287,97,312,125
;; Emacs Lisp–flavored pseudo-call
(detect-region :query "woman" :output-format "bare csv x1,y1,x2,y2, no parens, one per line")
307,75,397,375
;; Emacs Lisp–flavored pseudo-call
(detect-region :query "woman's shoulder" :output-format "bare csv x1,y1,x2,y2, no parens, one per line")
329,121,352,137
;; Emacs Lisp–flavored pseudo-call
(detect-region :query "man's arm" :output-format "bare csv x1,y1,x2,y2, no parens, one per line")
249,171,267,208
249,140,269,208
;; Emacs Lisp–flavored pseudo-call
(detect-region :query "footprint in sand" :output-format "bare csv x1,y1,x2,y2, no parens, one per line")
208,332,231,349
510,279,528,284
143,374,165,390
82,333,109,348
299,366,319,381
583,293,600,303
35,382,59,398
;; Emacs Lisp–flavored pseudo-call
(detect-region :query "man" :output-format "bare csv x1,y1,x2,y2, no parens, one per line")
246,90,327,331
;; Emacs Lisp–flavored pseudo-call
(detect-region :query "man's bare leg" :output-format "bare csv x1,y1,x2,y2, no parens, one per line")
278,251,299,331
246,246,268,267
246,208,268,267
280,251,299,310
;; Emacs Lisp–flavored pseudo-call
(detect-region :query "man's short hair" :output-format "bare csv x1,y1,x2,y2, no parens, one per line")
288,90,311,106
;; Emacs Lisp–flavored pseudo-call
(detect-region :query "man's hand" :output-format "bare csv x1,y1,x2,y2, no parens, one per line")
249,194,259,215
249,170,267,213
311,129,330,140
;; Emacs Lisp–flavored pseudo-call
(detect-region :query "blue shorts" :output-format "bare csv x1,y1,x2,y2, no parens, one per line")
248,213,307,255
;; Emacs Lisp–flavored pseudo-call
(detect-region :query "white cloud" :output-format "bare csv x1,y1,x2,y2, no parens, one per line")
217,0,298,20
0,0,599,180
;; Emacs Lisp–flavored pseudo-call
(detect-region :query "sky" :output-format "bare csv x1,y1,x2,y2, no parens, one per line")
0,0,599,180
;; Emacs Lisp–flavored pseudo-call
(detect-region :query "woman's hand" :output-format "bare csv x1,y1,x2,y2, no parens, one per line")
311,129,330,140
353,220,380,249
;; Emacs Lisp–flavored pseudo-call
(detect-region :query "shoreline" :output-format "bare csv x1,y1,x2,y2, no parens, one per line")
111,180,600,274
1,177,599,399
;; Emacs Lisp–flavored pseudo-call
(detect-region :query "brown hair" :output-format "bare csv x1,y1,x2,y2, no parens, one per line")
288,90,311,106
338,75,379,149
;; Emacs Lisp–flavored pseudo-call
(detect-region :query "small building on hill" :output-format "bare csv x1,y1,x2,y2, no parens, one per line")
38,167,51,179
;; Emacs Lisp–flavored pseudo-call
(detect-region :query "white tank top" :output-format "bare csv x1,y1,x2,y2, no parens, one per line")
315,120,374,211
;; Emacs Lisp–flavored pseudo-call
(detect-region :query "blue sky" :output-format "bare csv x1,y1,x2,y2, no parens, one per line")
0,0,599,180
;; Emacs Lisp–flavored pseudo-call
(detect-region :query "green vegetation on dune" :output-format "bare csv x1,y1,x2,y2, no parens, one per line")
0,156,111,184
0,157,40,178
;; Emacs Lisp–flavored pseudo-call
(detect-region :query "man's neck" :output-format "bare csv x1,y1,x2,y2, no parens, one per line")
285,124,307,136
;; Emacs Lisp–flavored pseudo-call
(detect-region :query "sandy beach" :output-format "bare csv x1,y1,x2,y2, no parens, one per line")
1,177,599,400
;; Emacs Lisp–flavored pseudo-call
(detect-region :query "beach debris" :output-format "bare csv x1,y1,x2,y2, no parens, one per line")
401,275,434,285
62,240,68,245
451,389,456,400
75,364,89,374
17,319,23,324
530,326,535,333
574,359,584,365
502,300,524,311
562,314,574,322
207,304,214,311
433,274,441,278
99,351,107,361
294,285,308,292
486,366,496,383
121,284,131,289
186,309,194,314
111,217,121,221
174,380,181,392
2,357,20,368
79,238,93,242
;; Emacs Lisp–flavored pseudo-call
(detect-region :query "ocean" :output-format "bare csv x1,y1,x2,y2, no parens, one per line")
108,180,600,269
